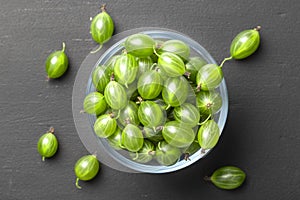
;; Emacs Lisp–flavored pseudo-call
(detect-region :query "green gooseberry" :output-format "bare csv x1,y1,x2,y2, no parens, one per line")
114,53,138,88
158,52,185,77
137,70,163,100
162,76,189,108
45,42,68,79
74,154,100,189
107,128,123,150
197,120,220,153
138,101,166,130
124,33,155,57
104,80,128,110
220,26,261,67
196,90,222,115
205,166,246,190
158,39,190,62
162,121,195,148
90,4,114,52
121,124,144,152
173,103,200,127
196,64,223,91
83,92,107,116
118,101,140,127
155,141,181,166
94,113,117,138
129,140,155,163
37,127,58,161
92,66,109,93
230,26,261,60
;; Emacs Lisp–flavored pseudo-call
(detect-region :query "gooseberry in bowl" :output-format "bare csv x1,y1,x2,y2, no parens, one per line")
72,27,228,173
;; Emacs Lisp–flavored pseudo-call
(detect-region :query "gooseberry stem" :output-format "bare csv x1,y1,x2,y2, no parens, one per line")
198,114,212,125
61,42,66,52
153,46,161,58
150,63,157,71
133,152,138,160
219,56,233,68
165,104,171,110
91,44,103,54
42,156,45,162
75,178,82,189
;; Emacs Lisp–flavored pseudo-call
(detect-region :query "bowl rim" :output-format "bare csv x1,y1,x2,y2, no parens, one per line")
72,27,229,173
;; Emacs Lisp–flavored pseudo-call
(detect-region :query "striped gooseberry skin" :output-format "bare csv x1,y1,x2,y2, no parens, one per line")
94,114,117,138
138,101,166,129
45,43,68,79
92,66,109,93
158,52,185,77
137,70,163,100
74,155,100,189
37,128,58,161
90,5,114,45
196,64,223,91
105,55,121,77
83,92,107,115
173,103,200,127
104,81,128,110
155,141,181,166
197,120,220,152
230,27,260,60
142,126,164,143
196,90,222,115
162,76,189,108
129,140,155,163
124,33,156,57
121,124,144,152
114,53,138,87
107,128,123,150
185,57,207,83
137,57,153,77
162,121,195,148
209,166,246,190
118,101,140,127
158,39,190,62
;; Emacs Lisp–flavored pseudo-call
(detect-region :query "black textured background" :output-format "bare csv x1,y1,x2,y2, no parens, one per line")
1,0,299,199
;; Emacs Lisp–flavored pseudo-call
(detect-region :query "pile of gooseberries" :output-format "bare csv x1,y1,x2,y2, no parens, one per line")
83,33,228,166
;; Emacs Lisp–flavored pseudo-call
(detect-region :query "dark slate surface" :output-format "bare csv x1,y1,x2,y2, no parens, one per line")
1,0,299,199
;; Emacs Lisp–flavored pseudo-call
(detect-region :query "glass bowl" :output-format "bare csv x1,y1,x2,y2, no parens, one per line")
72,27,228,173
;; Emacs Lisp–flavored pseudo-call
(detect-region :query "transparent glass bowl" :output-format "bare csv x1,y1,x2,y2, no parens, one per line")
72,27,228,173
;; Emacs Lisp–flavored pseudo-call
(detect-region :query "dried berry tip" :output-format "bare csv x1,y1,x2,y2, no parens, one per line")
254,26,261,31
204,176,211,182
100,4,106,12
49,127,55,133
